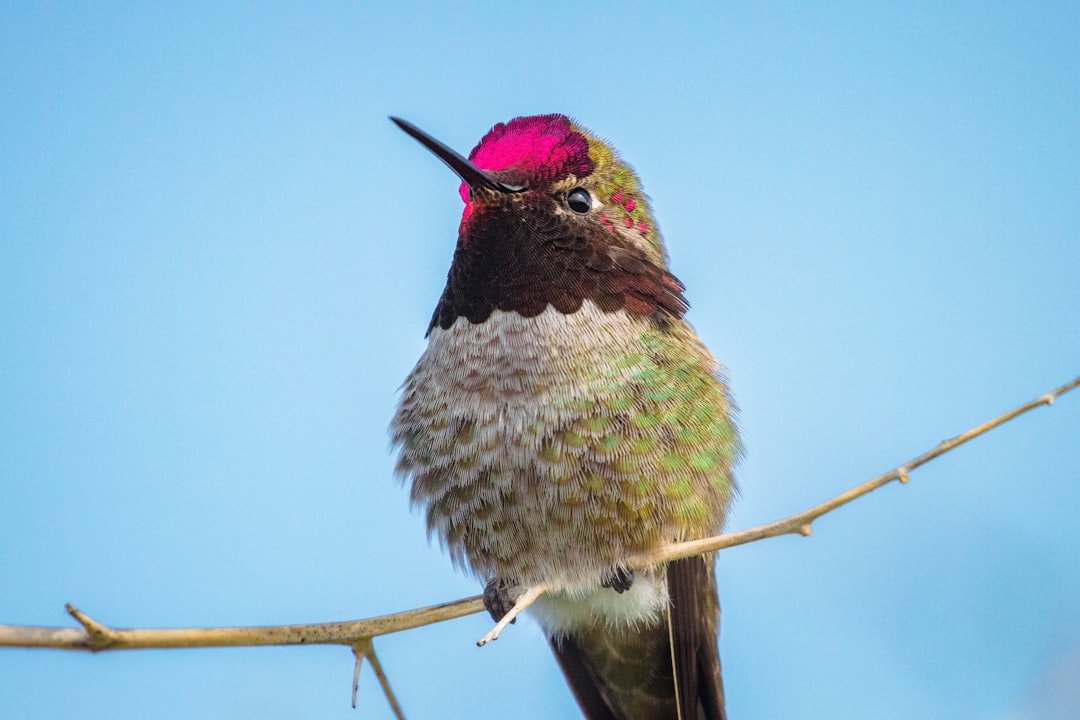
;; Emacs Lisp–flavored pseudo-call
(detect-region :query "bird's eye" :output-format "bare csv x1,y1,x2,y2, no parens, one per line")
567,188,592,214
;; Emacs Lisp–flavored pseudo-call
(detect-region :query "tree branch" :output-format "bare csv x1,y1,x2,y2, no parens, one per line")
0,597,486,652
1,374,1076,711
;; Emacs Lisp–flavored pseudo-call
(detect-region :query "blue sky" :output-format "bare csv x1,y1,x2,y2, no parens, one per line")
2,3,1078,719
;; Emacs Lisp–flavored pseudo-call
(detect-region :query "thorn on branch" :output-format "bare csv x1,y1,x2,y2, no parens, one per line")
65,604,119,651
351,639,370,709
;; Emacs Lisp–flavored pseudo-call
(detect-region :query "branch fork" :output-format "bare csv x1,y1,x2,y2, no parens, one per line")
65,604,119,651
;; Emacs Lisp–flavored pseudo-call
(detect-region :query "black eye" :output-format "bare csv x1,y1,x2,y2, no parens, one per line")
567,188,591,214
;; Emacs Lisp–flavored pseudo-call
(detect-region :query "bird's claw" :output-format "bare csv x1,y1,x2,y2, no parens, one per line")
483,578,517,623
601,567,635,593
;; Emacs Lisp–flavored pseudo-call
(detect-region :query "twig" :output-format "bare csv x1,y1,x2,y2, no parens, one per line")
628,373,1080,568
350,639,406,718
0,596,484,652
0,374,1076,709
364,641,406,720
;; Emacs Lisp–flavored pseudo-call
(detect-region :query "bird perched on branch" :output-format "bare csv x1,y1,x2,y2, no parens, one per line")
391,114,740,720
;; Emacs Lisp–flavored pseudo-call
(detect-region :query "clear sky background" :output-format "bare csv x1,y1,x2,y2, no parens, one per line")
2,3,1078,719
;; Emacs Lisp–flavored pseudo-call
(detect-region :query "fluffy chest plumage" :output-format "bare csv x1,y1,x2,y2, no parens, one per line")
394,301,654,579
393,299,736,598
394,301,679,627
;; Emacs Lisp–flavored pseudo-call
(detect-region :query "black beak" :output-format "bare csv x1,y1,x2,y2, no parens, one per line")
390,116,522,193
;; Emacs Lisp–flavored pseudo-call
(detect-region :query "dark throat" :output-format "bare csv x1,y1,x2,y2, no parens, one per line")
427,197,688,334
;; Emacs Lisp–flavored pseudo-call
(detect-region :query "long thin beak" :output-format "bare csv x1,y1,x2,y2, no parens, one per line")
390,116,521,193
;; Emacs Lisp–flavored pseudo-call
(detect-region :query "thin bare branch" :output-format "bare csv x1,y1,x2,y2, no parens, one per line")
0,373,1075,665
630,373,1080,568
364,641,406,720
0,596,484,652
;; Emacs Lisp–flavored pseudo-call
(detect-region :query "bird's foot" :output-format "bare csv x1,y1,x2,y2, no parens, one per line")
601,566,635,594
483,578,518,623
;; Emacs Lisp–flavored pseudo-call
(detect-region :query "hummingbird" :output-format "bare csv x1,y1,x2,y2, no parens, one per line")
390,114,740,720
